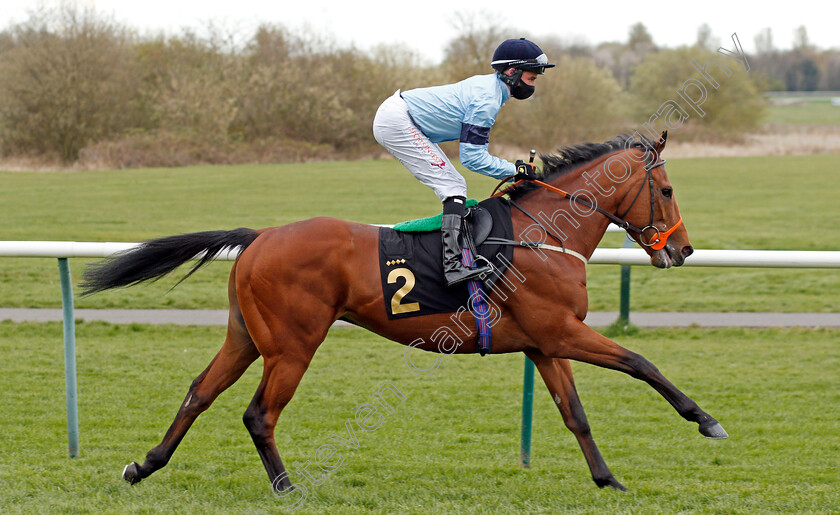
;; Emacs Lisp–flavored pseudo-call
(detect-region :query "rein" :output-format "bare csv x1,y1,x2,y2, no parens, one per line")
492,150,682,251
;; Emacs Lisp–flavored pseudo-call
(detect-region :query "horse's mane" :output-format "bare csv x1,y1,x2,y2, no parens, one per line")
503,133,654,200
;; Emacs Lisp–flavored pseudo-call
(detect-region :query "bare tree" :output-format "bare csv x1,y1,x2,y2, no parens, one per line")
754,28,774,55
695,24,719,51
442,11,513,80
627,22,655,53
0,5,137,161
793,26,810,51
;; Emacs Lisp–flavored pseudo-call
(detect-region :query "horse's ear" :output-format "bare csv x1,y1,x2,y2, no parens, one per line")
654,130,668,154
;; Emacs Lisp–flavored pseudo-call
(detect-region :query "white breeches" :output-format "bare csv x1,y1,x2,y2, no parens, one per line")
372,91,467,201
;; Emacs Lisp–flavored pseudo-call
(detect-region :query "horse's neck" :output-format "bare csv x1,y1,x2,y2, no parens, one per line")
527,154,635,259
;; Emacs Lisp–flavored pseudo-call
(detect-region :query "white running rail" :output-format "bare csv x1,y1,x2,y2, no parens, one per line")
3,241,840,268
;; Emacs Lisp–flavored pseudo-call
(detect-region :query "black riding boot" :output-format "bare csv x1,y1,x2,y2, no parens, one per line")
441,197,490,287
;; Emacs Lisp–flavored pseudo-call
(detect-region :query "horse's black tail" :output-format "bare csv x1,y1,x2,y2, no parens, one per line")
80,228,260,296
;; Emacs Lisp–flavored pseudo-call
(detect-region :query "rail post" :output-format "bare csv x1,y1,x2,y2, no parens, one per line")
617,235,634,326
57,258,79,458
520,356,535,468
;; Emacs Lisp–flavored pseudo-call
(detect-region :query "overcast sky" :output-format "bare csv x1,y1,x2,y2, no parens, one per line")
2,0,836,63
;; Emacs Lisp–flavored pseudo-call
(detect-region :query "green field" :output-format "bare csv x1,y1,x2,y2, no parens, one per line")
763,94,840,125
2,153,840,313
2,155,838,512
1,322,837,513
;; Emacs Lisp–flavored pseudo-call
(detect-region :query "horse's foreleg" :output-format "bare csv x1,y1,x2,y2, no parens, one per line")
526,351,626,491
122,323,259,485
556,321,727,439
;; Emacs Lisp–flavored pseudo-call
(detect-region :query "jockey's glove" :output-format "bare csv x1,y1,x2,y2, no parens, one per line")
514,160,538,181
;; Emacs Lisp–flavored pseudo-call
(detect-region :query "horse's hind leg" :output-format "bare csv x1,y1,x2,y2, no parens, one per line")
122,308,259,485
242,352,313,495
526,351,625,491
237,301,333,496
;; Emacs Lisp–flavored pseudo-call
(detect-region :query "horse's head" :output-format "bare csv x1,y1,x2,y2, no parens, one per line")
619,131,693,268
498,132,693,268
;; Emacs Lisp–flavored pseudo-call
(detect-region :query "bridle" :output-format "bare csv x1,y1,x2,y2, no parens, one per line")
492,146,682,251
614,150,682,250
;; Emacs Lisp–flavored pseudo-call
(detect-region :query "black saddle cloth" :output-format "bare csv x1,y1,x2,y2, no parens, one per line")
378,196,514,320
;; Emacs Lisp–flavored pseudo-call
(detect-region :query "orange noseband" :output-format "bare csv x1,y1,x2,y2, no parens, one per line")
647,216,683,251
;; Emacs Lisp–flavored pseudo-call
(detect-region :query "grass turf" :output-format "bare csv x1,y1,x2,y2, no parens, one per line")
763,95,840,125
2,154,840,312
0,322,837,513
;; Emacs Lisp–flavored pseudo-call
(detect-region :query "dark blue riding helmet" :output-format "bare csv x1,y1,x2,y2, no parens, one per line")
491,38,555,74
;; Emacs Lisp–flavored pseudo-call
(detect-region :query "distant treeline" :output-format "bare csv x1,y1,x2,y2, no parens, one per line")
2,7,825,167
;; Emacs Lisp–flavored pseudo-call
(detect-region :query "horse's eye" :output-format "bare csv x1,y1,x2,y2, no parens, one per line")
661,188,673,198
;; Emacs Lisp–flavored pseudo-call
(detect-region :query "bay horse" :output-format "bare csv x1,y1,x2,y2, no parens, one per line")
81,131,727,495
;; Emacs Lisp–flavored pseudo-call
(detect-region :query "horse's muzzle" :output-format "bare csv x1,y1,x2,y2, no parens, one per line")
652,243,692,268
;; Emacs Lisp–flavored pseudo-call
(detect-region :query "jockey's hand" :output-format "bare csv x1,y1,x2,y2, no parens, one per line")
514,160,538,181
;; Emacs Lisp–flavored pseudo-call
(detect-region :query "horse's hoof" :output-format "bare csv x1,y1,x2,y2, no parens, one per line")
122,462,142,485
271,473,295,494
594,475,627,491
699,421,728,439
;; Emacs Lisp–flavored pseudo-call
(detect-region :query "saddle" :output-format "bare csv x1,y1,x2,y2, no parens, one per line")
391,199,493,247
461,205,493,248
378,196,514,320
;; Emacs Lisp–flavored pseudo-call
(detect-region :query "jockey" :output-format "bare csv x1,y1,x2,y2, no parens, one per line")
373,37,554,287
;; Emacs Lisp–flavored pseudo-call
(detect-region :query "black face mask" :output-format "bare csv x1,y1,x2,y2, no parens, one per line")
499,69,535,100
510,81,535,100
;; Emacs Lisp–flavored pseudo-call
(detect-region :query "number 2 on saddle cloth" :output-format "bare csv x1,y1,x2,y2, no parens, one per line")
377,197,515,355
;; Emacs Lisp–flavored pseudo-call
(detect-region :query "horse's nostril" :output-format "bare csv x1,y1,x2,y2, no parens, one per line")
682,245,694,258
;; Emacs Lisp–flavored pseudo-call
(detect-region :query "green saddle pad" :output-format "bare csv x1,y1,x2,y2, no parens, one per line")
393,199,479,232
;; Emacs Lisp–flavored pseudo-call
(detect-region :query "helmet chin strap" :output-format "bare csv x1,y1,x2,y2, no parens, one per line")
498,68,524,89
